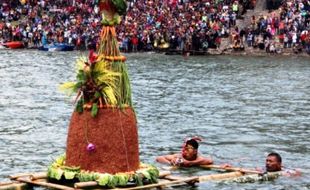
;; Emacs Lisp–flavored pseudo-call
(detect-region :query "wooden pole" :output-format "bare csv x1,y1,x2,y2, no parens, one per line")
15,177,78,190
161,164,262,174
158,171,171,178
163,171,244,182
10,172,47,181
0,182,14,186
200,165,262,174
29,172,47,180
112,176,199,190
9,173,32,180
9,172,48,180
74,181,98,189
0,182,28,190
199,171,244,182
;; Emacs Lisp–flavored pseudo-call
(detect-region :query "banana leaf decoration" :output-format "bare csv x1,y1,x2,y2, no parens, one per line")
48,155,160,187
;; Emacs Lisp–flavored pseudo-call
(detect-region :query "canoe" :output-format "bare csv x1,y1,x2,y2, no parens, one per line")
38,43,74,51
3,41,24,49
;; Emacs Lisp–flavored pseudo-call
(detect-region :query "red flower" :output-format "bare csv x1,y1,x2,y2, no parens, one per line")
88,50,98,65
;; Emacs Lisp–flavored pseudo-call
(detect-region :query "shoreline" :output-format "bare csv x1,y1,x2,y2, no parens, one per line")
158,48,310,57
209,49,310,57
1,46,309,57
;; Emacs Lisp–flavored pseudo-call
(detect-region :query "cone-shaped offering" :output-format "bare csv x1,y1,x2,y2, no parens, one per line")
47,0,159,188
64,0,139,173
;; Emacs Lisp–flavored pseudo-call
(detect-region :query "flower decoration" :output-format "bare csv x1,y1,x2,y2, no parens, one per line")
87,143,96,152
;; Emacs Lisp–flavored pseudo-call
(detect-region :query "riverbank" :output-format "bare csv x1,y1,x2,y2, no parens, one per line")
1,45,309,57
209,47,310,57
157,47,310,57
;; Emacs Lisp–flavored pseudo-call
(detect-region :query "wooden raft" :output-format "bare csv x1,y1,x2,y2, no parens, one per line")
0,169,281,190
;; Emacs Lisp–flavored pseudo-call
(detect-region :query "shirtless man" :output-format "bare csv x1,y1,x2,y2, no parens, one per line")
264,152,301,176
266,152,282,172
156,137,213,167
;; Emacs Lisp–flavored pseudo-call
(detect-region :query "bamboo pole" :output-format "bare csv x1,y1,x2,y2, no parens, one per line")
158,171,171,178
163,171,244,182
10,172,47,181
163,175,186,181
200,165,263,174
0,182,28,190
74,181,97,189
74,170,172,189
163,164,262,174
0,182,14,186
15,177,77,190
199,171,244,182
29,172,47,180
112,176,199,190
9,173,32,180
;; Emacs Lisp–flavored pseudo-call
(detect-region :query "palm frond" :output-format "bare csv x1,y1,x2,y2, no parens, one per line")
92,59,121,105
59,82,77,96
111,61,133,107
93,59,109,71
103,86,117,105
76,56,87,72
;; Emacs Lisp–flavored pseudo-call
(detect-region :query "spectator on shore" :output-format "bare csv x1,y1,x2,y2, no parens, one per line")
0,0,309,55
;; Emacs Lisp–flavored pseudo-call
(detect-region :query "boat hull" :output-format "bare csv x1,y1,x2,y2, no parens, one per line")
3,41,24,49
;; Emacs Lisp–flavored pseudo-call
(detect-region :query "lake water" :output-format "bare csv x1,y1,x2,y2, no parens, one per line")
0,50,309,189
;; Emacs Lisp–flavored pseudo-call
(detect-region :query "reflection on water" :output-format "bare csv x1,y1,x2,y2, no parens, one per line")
0,50,309,189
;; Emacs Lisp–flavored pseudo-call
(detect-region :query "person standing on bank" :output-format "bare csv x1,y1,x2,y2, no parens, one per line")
156,137,213,167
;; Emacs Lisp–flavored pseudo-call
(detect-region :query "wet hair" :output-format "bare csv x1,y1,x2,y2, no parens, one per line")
268,152,282,163
185,139,199,149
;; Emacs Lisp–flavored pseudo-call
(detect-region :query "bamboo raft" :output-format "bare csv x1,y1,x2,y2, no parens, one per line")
0,165,281,190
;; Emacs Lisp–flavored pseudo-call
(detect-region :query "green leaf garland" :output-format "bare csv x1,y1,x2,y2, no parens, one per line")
47,155,159,188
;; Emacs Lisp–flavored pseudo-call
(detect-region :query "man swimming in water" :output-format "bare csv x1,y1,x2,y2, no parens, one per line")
262,152,301,176
266,152,282,172
156,137,213,167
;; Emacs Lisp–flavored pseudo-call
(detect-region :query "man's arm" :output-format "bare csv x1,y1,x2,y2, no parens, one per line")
181,156,213,167
156,154,178,165
281,169,302,177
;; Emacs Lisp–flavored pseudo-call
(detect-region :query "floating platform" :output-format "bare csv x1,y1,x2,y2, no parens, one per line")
0,168,281,190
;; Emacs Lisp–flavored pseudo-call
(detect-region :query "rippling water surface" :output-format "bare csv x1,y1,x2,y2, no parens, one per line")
0,50,309,189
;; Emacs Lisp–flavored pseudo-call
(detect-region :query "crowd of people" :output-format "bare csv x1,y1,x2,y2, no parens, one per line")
0,0,102,49
119,0,255,52
233,0,310,54
0,0,310,54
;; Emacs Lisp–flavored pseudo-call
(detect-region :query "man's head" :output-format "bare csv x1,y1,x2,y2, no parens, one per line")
182,139,199,161
266,152,282,172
